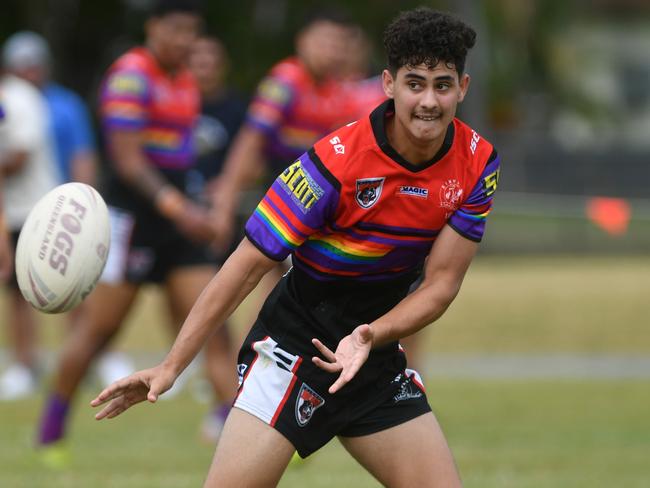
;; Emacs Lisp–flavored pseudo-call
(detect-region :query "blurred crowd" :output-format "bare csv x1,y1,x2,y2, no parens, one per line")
0,2,392,467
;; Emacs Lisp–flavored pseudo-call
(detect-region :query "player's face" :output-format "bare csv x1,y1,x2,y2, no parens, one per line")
296,21,349,79
382,62,470,148
189,38,226,93
147,12,201,69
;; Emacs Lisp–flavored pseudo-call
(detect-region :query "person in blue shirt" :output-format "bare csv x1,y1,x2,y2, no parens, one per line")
2,31,98,185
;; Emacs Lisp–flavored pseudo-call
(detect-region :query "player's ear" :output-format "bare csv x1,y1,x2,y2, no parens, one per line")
382,69,395,98
457,73,470,103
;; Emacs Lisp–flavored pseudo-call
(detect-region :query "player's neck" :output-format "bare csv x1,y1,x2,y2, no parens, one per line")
201,82,225,101
145,44,179,76
385,116,446,166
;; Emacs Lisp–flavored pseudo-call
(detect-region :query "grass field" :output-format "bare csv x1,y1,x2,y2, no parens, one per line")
1,256,649,486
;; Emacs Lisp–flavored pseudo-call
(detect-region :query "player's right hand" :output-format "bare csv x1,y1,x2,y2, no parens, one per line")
209,209,235,255
90,365,176,420
173,200,216,243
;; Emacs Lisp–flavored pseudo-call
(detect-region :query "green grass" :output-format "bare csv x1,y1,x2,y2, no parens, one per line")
426,255,650,353
1,379,649,487
2,255,649,354
1,256,649,486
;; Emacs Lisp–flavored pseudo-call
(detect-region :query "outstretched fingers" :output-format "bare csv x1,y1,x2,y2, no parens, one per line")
90,380,131,408
311,338,341,373
94,397,126,420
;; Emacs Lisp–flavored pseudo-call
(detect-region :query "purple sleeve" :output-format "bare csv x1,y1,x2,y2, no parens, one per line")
245,76,294,135
448,151,500,242
100,68,150,131
244,150,340,261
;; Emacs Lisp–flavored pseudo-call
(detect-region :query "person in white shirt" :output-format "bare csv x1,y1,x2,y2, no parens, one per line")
0,70,58,400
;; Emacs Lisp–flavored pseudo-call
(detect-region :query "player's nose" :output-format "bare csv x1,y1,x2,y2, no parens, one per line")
419,89,439,111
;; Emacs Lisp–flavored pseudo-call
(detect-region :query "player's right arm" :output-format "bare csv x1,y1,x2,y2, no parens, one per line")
210,125,266,250
91,150,338,418
210,72,294,248
90,237,277,419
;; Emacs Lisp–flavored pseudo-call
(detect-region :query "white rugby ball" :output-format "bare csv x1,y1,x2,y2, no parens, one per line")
15,183,110,313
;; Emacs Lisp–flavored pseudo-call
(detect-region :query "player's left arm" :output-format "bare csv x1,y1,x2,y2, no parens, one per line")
367,224,478,346
313,149,501,393
312,226,477,393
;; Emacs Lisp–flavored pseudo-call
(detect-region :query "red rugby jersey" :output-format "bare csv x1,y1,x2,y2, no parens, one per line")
245,99,500,282
99,47,199,170
245,56,381,172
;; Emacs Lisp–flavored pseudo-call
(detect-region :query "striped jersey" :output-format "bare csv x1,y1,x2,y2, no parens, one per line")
245,99,500,283
99,47,199,170
246,56,384,173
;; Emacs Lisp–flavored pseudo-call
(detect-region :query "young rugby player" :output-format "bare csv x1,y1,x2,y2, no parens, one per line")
92,8,500,487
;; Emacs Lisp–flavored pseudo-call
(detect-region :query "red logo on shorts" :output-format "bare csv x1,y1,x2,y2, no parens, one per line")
295,383,325,427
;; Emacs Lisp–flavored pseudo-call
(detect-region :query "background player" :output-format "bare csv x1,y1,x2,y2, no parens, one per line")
212,9,385,325
0,102,12,285
92,8,499,487
36,0,237,460
0,58,58,400
0,29,133,390
2,30,98,186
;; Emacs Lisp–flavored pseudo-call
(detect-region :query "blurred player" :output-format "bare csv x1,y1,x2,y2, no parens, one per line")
1,30,133,387
92,8,500,486
36,0,237,461
0,103,13,284
0,60,58,400
187,34,247,442
212,10,385,330
2,31,98,185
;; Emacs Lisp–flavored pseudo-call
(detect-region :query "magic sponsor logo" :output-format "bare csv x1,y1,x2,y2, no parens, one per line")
396,185,429,199
279,160,324,213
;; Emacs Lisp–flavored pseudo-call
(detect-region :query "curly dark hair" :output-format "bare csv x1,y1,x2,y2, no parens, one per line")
383,8,476,75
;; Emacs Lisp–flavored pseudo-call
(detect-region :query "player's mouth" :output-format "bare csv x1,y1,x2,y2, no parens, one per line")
413,113,442,122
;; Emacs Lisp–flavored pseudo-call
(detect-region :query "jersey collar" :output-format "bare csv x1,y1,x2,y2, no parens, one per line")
370,98,455,172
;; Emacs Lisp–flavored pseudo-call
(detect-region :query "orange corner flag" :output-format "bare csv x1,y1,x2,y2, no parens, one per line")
586,197,631,236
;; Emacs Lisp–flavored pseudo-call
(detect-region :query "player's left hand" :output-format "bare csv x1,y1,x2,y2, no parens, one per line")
312,324,373,394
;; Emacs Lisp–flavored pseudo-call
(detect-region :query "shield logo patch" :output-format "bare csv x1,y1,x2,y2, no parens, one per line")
295,383,325,427
355,177,385,209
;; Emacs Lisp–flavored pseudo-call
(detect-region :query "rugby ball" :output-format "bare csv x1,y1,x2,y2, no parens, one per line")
14,183,110,313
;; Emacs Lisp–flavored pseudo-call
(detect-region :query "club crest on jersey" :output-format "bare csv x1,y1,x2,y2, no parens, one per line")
355,177,385,209
439,179,464,211
295,383,325,427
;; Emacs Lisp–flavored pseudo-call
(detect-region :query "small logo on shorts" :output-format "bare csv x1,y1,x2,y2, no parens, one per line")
393,372,424,403
237,364,248,388
295,383,325,427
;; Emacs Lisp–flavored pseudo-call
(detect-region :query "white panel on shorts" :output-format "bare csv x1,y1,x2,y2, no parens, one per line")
234,336,302,426
99,207,134,285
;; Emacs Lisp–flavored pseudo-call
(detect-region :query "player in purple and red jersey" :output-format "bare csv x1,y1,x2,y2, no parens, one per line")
93,9,498,486
212,10,384,250
36,0,238,463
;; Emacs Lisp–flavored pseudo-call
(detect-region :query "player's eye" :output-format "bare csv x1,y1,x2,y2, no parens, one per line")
407,81,420,90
